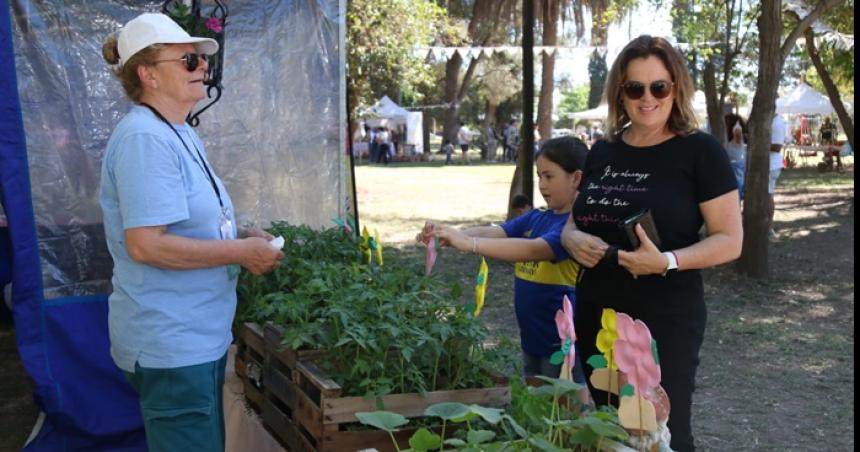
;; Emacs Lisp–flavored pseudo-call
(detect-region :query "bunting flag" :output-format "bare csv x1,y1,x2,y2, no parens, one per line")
473,257,489,316
373,229,383,266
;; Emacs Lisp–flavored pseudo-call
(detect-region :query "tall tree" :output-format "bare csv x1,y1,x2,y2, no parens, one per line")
440,0,518,145
587,49,608,108
346,0,448,136
737,0,840,278
537,0,562,142
794,2,854,150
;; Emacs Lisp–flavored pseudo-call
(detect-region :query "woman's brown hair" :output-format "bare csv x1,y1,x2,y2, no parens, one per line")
603,35,698,142
102,33,164,102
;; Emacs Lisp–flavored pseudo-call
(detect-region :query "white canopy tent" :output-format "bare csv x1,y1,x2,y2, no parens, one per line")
569,103,608,121
364,96,424,154
568,90,708,123
776,83,844,115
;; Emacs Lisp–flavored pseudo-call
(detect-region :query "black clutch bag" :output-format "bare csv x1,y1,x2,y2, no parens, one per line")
620,209,662,249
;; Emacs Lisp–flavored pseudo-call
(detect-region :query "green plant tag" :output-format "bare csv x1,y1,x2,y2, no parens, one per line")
408,427,442,451
561,338,572,354
425,402,471,421
620,384,635,397
651,338,660,364
586,354,608,369
355,411,408,432
549,351,565,365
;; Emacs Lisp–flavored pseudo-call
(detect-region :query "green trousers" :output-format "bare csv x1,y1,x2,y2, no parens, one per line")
124,353,227,452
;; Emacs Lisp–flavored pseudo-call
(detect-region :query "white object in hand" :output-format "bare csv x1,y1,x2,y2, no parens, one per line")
269,236,285,250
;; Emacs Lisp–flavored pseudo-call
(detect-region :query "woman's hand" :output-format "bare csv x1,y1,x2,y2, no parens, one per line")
241,227,274,241
239,237,284,275
618,224,667,277
561,221,609,268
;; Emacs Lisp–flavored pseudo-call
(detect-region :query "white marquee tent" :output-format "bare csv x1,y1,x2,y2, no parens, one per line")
776,83,844,115
568,91,709,123
364,96,424,154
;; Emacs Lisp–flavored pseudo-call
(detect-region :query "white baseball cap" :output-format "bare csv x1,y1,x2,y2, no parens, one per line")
118,13,219,66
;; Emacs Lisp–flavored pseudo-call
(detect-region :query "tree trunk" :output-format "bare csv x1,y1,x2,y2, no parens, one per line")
537,0,559,143
590,0,608,47
442,51,463,145
736,0,838,277
509,0,535,219
804,28,854,150
736,0,783,278
703,61,726,148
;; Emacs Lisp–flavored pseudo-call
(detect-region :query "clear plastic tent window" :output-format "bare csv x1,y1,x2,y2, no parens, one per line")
11,0,347,299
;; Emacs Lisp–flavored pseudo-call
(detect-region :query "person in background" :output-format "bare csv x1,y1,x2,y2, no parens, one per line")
724,113,747,203
503,120,519,163
486,122,499,162
100,13,283,451
457,121,472,164
511,193,533,218
560,35,742,452
769,113,787,240
417,137,590,402
442,139,455,165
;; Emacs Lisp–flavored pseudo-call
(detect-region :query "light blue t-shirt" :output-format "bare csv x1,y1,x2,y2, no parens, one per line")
100,105,237,372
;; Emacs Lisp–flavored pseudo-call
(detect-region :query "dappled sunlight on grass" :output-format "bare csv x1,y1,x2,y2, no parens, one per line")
356,164,541,243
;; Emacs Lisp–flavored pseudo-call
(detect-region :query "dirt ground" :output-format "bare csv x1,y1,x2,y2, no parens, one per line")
358,161,855,452
0,160,853,451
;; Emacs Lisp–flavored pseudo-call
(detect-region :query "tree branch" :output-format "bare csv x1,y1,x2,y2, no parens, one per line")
781,0,841,63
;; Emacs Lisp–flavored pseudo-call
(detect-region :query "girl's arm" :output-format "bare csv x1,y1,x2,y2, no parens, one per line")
432,225,555,263
415,223,506,245
560,214,609,268
618,190,742,276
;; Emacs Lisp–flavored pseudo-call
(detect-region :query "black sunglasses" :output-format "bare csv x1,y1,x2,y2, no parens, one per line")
153,53,208,72
621,80,674,100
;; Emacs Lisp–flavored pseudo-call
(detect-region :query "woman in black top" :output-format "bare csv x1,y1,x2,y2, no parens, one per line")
561,36,742,452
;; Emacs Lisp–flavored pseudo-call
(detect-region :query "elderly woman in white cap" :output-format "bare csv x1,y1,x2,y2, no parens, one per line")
100,13,283,451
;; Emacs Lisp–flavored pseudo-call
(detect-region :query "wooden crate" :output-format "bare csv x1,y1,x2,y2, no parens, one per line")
258,322,510,451
235,322,266,413
290,359,511,452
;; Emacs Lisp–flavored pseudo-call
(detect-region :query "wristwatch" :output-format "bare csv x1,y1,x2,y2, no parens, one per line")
662,251,678,276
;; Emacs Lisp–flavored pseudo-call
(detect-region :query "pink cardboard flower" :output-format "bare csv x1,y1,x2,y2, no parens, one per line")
206,17,223,33
613,313,660,396
553,295,576,369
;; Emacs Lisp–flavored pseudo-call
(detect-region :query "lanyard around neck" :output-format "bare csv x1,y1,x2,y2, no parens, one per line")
140,103,224,210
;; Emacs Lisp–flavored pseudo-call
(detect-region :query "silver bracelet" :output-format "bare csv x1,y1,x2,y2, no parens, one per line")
472,237,478,254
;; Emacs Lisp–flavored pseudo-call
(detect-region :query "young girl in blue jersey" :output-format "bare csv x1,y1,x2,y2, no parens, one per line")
418,136,588,387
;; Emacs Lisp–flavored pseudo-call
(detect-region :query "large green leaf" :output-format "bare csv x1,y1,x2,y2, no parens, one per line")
425,402,471,421
468,404,505,424
355,411,408,432
408,427,442,451
467,429,496,444
503,415,529,439
527,436,564,452
585,417,629,440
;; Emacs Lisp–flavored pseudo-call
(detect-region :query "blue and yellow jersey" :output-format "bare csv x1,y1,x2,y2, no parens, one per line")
501,208,580,357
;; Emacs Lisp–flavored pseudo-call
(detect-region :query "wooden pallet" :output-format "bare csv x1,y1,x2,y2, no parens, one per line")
235,322,266,413
249,321,511,451
290,360,511,452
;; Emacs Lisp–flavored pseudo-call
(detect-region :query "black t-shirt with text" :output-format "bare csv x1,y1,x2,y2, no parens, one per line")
572,131,736,313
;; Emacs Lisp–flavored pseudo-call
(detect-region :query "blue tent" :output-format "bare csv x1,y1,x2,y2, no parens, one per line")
2,1,347,449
